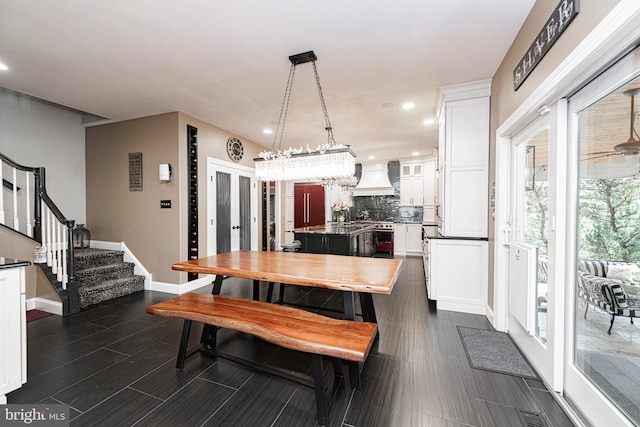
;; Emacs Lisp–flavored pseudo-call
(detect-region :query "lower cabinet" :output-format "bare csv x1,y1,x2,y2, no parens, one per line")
427,238,487,315
394,223,423,256
296,231,373,256
0,264,27,404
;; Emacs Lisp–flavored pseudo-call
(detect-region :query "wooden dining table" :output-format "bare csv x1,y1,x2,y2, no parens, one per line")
172,250,403,323
172,250,402,388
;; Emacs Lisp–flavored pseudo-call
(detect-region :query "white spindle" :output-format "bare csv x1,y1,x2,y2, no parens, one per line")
0,160,4,224
25,171,32,237
56,221,62,282
46,206,53,268
12,168,19,231
61,227,68,289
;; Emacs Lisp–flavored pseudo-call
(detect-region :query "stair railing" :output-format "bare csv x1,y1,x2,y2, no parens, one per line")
0,152,79,315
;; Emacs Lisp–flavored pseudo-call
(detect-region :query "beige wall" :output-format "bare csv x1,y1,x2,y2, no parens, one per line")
487,0,621,307
0,228,60,302
86,112,267,284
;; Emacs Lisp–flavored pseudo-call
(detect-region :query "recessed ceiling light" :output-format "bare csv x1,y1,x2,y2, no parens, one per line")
412,152,420,156
422,118,435,125
382,102,394,108
263,128,273,134
402,102,415,110
0,63,8,71
368,155,375,160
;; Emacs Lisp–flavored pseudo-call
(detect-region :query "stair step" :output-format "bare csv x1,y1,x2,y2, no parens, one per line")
78,276,145,308
75,248,125,271
76,262,135,286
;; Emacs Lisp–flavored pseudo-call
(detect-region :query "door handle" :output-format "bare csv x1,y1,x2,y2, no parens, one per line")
303,193,308,224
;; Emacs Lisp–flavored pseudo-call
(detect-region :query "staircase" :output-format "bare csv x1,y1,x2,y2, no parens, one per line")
75,248,145,308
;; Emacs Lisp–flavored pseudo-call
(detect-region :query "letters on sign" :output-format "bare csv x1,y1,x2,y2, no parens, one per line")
513,0,579,91
129,152,143,191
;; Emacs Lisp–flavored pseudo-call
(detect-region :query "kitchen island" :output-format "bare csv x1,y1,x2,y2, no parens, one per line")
294,223,375,257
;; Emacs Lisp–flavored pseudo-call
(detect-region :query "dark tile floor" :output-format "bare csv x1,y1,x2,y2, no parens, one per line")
9,256,575,426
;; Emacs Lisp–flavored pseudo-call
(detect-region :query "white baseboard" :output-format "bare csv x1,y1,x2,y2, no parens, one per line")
436,298,487,315
150,276,212,295
26,297,63,315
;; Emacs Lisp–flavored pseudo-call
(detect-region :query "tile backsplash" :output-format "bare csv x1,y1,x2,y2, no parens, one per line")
350,161,423,223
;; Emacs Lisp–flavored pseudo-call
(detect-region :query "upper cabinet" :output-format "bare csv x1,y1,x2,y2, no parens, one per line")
422,157,437,223
400,160,424,206
438,80,490,238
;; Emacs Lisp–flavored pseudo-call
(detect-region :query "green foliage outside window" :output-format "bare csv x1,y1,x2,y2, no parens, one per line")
578,178,640,261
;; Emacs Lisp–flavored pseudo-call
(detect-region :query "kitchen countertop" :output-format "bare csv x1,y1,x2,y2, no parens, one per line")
294,223,376,235
0,258,31,270
428,234,488,241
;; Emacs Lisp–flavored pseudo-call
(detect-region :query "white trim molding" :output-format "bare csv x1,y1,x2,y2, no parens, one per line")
91,240,152,289
26,297,63,316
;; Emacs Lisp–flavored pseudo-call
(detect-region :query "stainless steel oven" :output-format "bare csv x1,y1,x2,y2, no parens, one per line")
374,222,394,254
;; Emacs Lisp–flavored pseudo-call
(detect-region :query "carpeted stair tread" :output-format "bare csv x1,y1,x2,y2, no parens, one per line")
79,276,145,307
76,262,135,286
75,249,125,271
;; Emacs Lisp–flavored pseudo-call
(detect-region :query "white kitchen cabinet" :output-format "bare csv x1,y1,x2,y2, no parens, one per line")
0,261,28,403
393,223,422,256
438,81,490,238
400,160,424,206
428,238,487,314
422,158,436,223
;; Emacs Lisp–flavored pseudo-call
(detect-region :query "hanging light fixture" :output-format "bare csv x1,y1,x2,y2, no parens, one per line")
254,51,356,182
613,88,640,155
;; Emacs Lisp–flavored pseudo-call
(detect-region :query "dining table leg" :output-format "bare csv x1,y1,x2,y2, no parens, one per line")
342,291,362,389
201,275,225,347
252,279,260,301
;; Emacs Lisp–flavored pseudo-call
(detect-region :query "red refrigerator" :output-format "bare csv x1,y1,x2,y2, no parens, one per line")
294,184,325,228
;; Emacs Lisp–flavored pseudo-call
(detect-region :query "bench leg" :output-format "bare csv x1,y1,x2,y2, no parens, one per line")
311,354,330,427
176,320,192,371
279,283,286,304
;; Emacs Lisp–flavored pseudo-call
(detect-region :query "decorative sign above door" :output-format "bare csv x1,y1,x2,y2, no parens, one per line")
513,0,579,91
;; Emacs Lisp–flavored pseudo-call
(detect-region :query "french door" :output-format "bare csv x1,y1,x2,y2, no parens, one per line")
506,113,557,387
207,158,258,254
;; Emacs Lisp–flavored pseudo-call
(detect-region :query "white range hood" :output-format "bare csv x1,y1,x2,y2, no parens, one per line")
351,161,394,196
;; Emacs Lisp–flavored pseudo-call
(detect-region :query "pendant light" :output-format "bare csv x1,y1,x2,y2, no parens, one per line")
254,51,356,182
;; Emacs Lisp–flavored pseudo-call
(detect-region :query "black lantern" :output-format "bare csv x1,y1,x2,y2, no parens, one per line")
72,224,91,249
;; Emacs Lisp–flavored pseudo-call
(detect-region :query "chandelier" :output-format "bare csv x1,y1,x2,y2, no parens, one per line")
254,51,356,182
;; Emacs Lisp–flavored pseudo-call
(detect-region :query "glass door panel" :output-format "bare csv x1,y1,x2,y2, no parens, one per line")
574,75,640,424
510,125,550,343
524,129,550,342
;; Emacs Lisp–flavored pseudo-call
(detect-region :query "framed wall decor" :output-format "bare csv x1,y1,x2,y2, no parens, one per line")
129,152,143,191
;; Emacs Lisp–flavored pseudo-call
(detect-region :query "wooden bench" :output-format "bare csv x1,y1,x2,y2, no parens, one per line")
146,293,377,426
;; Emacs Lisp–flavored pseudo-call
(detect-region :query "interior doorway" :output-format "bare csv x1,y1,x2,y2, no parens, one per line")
207,157,258,254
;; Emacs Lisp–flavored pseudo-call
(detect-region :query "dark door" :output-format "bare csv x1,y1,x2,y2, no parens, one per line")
294,184,325,228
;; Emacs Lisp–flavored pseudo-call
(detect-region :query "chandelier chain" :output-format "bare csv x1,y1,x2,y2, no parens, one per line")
272,63,296,153
312,60,336,146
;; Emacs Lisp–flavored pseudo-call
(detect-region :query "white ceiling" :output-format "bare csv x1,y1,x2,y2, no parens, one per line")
0,1,535,162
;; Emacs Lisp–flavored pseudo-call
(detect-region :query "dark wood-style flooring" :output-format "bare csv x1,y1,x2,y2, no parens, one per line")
9,256,575,426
